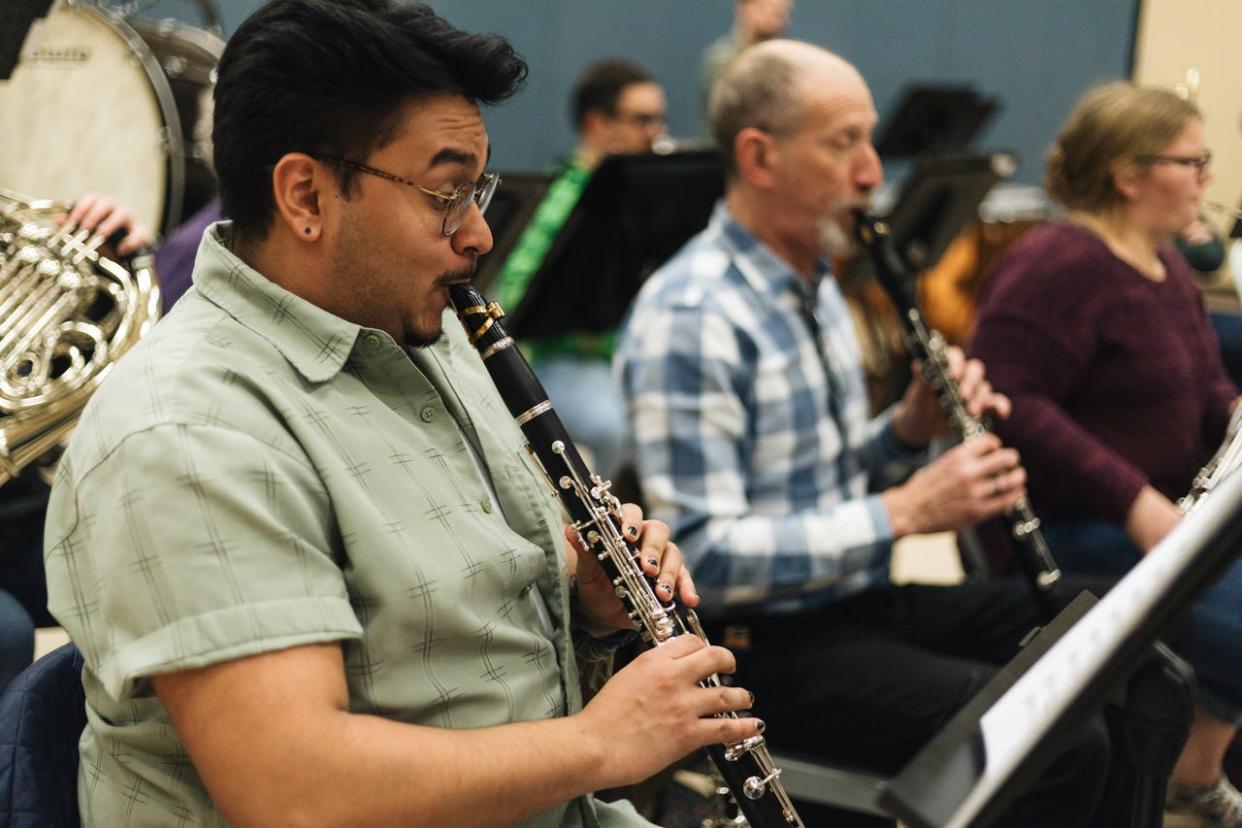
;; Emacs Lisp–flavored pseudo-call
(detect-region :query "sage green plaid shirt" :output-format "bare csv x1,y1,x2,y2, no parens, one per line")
44,223,650,828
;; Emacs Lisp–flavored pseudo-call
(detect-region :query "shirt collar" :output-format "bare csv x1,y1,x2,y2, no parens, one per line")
709,200,831,305
191,221,374,383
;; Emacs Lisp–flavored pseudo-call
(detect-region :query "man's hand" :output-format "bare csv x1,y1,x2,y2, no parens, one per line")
566,503,699,637
153,639,757,827
881,433,1026,539
891,347,1012,448
58,192,153,257
576,633,761,789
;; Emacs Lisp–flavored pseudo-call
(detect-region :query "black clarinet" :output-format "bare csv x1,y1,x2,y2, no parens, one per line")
851,211,1064,620
449,284,804,828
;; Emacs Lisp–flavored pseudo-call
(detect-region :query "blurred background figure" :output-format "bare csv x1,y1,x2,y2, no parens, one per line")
699,0,792,113
1178,215,1227,275
490,58,666,477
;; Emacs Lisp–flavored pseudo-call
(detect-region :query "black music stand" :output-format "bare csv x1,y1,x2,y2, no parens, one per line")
0,0,53,80
501,150,724,340
875,84,1001,159
472,171,553,295
844,152,1017,301
885,152,1017,273
880,468,1242,827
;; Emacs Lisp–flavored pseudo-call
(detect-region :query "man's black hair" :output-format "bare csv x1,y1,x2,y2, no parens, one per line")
212,0,527,246
570,59,655,131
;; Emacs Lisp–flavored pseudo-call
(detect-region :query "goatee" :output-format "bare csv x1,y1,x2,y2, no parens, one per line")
817,213,857,258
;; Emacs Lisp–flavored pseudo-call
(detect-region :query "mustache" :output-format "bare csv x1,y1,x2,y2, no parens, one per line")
834,198,874,218
435,267,476,288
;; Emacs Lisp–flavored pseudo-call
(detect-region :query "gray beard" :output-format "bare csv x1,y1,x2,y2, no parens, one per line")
817,213,856,259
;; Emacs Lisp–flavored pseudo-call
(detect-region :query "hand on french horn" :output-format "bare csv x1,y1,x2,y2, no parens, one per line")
58,192,154,257
566,502,700,637
576,633,761,789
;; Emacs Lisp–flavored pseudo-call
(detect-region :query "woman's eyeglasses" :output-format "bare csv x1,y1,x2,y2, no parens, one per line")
1138,151,1212,180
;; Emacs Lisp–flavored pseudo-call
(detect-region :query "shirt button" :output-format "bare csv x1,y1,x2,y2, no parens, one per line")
364,333,382,351
419,406,436,422
480,499,493,514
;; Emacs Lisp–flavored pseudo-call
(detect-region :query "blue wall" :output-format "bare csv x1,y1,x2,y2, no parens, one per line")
148,0,1139,185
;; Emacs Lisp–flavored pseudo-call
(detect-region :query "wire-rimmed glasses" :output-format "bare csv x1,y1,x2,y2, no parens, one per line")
312,153,500,236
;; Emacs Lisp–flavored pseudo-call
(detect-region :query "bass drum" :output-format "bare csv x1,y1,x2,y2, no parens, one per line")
0,0,223,235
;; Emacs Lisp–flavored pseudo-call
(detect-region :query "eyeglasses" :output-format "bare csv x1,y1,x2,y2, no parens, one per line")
612,110,666,130
311,153,501,236
1138,151,1213,179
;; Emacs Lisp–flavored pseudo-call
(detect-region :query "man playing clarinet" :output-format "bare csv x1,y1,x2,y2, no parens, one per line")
42,2,760,825
617,38,1117,825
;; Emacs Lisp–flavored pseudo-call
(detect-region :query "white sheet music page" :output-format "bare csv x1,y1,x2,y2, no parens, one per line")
944,469,1242,828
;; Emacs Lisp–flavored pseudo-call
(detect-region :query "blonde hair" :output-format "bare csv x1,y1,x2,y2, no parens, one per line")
1045,81,1200,213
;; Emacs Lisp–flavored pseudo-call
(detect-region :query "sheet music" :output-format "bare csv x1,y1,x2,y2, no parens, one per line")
944,469,1242,827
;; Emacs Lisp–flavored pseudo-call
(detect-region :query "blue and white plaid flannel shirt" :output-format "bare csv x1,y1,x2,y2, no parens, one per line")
616,202,924,618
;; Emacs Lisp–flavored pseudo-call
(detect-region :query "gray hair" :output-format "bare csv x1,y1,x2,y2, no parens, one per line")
707,46,807,177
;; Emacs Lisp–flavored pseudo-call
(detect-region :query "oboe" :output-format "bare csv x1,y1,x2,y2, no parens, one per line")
851,211,1064,620
449,284,804,828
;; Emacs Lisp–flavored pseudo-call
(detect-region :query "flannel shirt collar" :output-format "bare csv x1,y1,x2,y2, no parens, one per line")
710,200,832,308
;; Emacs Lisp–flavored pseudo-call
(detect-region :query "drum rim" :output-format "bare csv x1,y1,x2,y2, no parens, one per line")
69,0,188,232
125,14,226,65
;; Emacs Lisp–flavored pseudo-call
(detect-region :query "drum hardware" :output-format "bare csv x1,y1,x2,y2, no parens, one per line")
0,0,224,234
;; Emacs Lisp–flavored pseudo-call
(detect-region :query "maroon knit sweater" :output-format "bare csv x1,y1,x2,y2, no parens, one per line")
969,221,1237,526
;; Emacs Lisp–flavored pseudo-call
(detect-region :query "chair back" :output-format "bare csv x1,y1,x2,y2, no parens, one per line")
0,642,85,828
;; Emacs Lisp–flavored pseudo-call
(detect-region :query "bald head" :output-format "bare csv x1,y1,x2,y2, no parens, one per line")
708,40,871,176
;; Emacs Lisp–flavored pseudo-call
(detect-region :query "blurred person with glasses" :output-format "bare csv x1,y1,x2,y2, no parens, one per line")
491,58,666,478
971,81,1242,826
41,3,753,826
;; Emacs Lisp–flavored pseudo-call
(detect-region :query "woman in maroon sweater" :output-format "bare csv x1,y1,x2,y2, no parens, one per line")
971,82,1242,825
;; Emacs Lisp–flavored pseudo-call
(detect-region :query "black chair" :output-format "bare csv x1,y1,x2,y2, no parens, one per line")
0,642,85,828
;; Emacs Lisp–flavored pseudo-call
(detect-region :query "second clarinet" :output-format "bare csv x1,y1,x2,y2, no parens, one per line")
852,210,1064,619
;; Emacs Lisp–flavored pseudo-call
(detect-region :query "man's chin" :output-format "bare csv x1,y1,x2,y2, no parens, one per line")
817,213,858,258
406,325,444,349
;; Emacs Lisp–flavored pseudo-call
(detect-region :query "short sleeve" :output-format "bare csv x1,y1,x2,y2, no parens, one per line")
44,423,363,700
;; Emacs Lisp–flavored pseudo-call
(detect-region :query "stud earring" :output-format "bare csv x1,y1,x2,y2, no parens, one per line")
304,227,312,235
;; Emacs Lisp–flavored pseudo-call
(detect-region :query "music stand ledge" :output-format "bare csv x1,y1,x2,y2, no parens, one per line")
880,470,1242,827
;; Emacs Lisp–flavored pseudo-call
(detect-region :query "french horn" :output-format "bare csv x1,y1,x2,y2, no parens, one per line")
0,187,160,485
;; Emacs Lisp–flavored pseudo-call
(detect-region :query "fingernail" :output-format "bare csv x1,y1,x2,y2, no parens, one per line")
756,719,766,733
747,691,755,705
626,525,640,537
659,582,673,595
646,557,659,568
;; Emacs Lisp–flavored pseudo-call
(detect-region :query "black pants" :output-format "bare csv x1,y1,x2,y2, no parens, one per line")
705,577,1113,826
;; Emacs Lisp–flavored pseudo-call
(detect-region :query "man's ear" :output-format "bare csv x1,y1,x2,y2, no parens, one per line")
271,153,326,241
580,110,611,144
734,127,781,189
